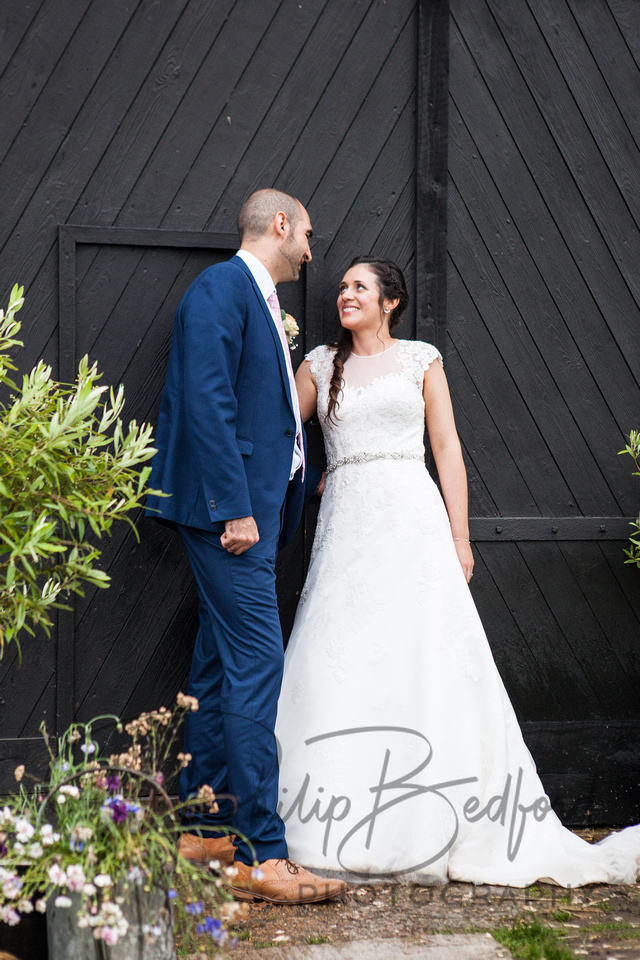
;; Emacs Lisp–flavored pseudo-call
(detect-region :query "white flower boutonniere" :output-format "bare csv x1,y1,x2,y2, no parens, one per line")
281,309,299,350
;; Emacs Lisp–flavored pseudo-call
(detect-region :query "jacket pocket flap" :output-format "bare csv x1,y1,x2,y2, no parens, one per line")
236,437,254,456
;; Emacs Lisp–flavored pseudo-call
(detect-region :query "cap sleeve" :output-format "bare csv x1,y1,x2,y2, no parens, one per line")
304,344,335,382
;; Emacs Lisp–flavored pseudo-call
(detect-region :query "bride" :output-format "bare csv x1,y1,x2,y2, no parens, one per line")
274,255,640,887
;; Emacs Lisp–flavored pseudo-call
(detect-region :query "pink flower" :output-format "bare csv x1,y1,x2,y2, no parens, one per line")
1,906,20,926
48,864,67,886
101,927,119,945
66,864,86,892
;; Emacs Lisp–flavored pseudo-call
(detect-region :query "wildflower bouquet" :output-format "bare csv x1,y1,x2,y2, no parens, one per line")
0,693,240,953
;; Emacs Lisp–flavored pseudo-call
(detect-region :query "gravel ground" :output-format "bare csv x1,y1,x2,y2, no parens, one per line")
221,831,640,960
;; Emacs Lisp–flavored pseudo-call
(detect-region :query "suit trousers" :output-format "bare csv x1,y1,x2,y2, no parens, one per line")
176,523,288,865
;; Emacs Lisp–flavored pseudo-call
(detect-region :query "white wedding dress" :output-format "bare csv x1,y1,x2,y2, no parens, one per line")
275,340,640,887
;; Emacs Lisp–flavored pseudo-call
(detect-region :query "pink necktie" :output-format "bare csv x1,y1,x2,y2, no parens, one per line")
267,291,305,480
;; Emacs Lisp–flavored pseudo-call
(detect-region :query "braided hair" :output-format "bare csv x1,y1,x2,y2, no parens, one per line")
327,256,409,424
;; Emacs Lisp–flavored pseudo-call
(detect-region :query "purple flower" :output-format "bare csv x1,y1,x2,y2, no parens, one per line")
167,888,178,900
185,901,203,915
205,916,223,941
108,799,128,824
0,842,7,857
154,772,165,786
105,773,120,792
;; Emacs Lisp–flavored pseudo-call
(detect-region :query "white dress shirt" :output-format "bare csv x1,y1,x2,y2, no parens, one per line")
235,249,303,479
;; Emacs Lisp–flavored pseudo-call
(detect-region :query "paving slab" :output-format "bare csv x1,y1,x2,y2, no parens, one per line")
248,937,509,960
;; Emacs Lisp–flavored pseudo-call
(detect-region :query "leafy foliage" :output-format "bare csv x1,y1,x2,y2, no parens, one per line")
619,430,640,568
0,285,160,651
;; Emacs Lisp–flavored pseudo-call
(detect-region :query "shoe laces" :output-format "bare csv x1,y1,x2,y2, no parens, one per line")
283,858,300,875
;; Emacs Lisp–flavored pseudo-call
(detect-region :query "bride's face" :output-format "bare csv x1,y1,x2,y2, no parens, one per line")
337,265,387,332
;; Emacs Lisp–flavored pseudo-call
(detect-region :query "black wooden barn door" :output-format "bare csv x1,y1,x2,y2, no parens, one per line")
0,0,428,788
448,0,640,824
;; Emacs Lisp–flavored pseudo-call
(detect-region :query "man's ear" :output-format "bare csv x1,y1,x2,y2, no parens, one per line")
274,211,287,237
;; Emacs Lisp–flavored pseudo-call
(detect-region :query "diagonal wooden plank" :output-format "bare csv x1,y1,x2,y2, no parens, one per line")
0,0,39,78
527,0,640,211
558,540,640,697
444,327,535,517
449,184,615,515
477,542,602,719
482,0,640,312
450,2,640,376
0,0,139,253
607,0,640,70
202,0,368,228
73,0,239,228
0,0,192,309
449,98,639,507
277,1,416,203
518,541,640,717
568,0,640,149
0,0,92,161
161,0,329,230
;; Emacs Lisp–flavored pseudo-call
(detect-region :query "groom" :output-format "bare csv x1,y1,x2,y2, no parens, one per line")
146,189,345,904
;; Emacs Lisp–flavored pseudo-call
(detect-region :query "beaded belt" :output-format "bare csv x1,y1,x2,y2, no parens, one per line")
325,452,425,474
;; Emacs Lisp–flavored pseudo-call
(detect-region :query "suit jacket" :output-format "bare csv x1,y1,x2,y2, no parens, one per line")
146,255,318,548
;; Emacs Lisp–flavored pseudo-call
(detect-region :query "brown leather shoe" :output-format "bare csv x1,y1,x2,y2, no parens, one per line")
178,832,237,867
229,858,348,904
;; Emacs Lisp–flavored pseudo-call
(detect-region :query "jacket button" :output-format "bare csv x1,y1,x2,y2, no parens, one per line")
285,428,294,437
209,500,217,510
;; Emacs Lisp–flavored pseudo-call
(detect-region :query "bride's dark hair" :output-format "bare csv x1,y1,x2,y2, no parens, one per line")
327,256,409,424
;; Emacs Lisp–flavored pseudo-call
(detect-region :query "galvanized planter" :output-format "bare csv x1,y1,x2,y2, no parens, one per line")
47,884,175,960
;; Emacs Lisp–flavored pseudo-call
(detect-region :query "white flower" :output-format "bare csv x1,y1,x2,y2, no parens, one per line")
80,742,96,755
82,883,96,896
251,867,265,880
14,817,35,843
1,906,20,926
224,865,238,877
40,824,56,846
13,841,25,856
60,785,80,798
208,858,221,869
101,927,119,945
48,864,67,886
17,899,34,913
28,842,43,859
0,807,15,827
77,915,90,929
35,899,47,913
66,864,86,892
54,895,73,908
93,874,112,888
2,875,23,899
56,794,66,805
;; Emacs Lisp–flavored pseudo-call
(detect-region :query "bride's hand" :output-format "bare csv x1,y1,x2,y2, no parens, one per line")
454,540,474,583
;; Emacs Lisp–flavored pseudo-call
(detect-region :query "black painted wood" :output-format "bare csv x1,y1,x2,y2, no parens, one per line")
1,0,638,828
450,0,640,822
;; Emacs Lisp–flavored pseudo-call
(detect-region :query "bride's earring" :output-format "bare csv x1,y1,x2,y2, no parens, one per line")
383,307,390,314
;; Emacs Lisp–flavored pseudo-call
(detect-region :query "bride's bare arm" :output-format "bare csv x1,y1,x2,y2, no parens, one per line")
423,360,474,583
295,359,318,423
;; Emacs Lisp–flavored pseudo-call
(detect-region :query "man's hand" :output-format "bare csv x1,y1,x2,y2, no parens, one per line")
315,472,326,497
221,516,259,555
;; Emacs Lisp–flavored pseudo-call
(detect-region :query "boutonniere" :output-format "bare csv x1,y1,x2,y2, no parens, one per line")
281,309,299,350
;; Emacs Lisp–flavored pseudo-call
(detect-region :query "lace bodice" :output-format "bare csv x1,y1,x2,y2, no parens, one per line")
306,340,443,471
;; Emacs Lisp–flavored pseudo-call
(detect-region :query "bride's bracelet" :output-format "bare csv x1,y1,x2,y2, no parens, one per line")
453,537,471,543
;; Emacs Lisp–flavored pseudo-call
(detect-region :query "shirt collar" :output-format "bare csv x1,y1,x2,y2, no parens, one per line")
236,249,276,303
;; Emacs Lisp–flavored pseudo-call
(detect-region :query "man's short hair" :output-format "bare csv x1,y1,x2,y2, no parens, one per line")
237,188,302,242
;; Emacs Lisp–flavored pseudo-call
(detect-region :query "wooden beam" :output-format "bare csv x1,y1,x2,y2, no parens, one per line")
416,0,450,353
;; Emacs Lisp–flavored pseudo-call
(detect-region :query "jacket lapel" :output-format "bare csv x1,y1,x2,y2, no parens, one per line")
231,255,295,416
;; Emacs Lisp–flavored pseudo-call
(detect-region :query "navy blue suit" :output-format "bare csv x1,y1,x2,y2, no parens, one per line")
146,255,318,864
